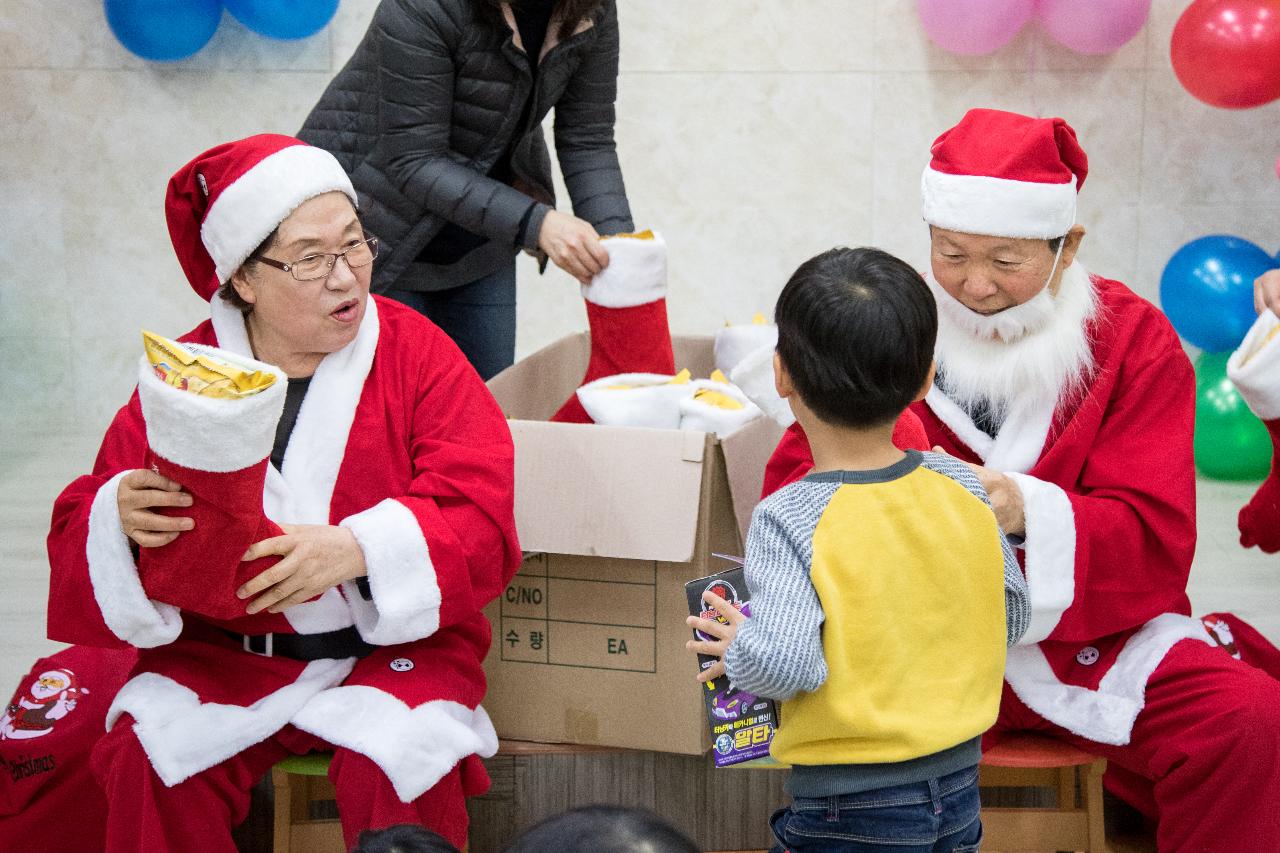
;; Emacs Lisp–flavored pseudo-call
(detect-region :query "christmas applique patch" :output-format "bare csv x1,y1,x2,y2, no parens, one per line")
1202,617,1242,660
1,668,85,741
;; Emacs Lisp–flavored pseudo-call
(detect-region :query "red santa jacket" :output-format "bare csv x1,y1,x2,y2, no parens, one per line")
762,275,1211,745
45,295,520,799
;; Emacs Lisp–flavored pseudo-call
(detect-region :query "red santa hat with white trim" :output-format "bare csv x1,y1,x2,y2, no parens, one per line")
165,133,357,301
921,108,1088,239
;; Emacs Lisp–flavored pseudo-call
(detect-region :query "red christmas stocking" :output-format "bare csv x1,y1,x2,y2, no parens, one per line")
550,231,674,423
714,315,777,376
135,349,288,620
1237,418,1280,552
1228,310,1280,552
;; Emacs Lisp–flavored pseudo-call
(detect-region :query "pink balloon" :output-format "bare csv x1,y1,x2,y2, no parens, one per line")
1036,0,1151,54
917,0,1035,55
1275,154,1280,179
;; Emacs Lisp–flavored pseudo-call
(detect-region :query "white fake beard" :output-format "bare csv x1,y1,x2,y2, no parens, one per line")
935,279,1058,344
929,262,1099,421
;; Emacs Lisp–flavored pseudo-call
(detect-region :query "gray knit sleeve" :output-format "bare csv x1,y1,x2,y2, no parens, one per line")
919,452,1031,646
723,482,837,701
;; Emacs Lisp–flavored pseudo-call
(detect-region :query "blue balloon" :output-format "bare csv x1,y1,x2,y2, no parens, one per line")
1160,235,1277,353
105,0,223,62
224,0,338,40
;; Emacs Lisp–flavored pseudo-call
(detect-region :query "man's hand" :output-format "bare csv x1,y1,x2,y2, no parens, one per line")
117,469,193,548
684,592,746,683
237,524,367,614
537,210,610,285
935,446,1026,536
1254,269,1280,316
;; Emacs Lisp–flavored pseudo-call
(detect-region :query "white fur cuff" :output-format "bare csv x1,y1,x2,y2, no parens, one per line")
137,348,287,473
1228,310,1280,421
581,232,667,308
678,380,763,437
714,323,778,375
87,472,183,648
576,373,693,429
292,688,498,802
729,346,795,429
1004,613,1211,745
107,659,354,786
341,499,442,645
1005,473,1075,645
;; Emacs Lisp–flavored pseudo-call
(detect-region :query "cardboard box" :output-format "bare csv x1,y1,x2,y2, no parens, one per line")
483,334,784,755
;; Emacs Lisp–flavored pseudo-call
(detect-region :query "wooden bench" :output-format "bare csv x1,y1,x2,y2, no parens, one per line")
978,733,1109,852
273,736,1154,852
271,740,785,853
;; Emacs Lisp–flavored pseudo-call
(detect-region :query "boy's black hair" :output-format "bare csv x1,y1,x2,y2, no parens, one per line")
501,805,701,853
349,823,460,853
775,246,936,429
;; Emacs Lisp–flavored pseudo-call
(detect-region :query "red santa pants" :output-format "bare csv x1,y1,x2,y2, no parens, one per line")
91,715,472,852
990,625,1280,852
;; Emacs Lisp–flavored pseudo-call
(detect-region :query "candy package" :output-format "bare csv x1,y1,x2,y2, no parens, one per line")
143,330,276,399
685,560,780,767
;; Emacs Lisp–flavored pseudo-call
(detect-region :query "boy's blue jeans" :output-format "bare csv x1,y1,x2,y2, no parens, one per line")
768,766,982,852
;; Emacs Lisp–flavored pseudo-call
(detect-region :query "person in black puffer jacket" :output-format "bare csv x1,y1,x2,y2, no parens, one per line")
300,0,634,379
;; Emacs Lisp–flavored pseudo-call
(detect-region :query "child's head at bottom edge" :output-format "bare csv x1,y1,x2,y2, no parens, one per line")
774,246,937,432
500,805,702,853
350,823,460,853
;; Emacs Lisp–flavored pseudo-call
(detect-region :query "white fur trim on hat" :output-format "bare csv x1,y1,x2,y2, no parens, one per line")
1228,309,1280,421
581,232,667,308
137,346,288,474
87,472,184,648
340,499,442,646
922,167,1076,239
202,145,357,284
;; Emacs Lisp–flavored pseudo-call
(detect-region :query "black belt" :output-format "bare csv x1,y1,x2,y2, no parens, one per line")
224,627,377,661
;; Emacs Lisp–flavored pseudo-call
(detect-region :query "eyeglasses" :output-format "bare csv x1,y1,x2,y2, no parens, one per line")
253,235,380,282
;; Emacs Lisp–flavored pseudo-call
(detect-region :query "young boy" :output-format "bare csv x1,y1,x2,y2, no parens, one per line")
688,247,1031,852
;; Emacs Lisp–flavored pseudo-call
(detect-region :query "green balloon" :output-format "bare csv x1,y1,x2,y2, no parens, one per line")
1194,351,1272,481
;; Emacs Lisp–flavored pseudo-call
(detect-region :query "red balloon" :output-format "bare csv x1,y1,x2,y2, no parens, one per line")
1171,0,1280,108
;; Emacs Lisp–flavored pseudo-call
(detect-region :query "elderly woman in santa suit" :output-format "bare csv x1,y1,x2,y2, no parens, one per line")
45,134,519,851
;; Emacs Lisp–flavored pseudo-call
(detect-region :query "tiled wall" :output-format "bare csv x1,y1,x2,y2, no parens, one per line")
3,0,1278,441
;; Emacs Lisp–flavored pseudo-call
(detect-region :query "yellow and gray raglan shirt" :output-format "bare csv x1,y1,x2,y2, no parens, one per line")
723,449,1030,797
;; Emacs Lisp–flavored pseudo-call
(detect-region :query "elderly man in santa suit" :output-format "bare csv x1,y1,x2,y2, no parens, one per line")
763,108,1280,850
